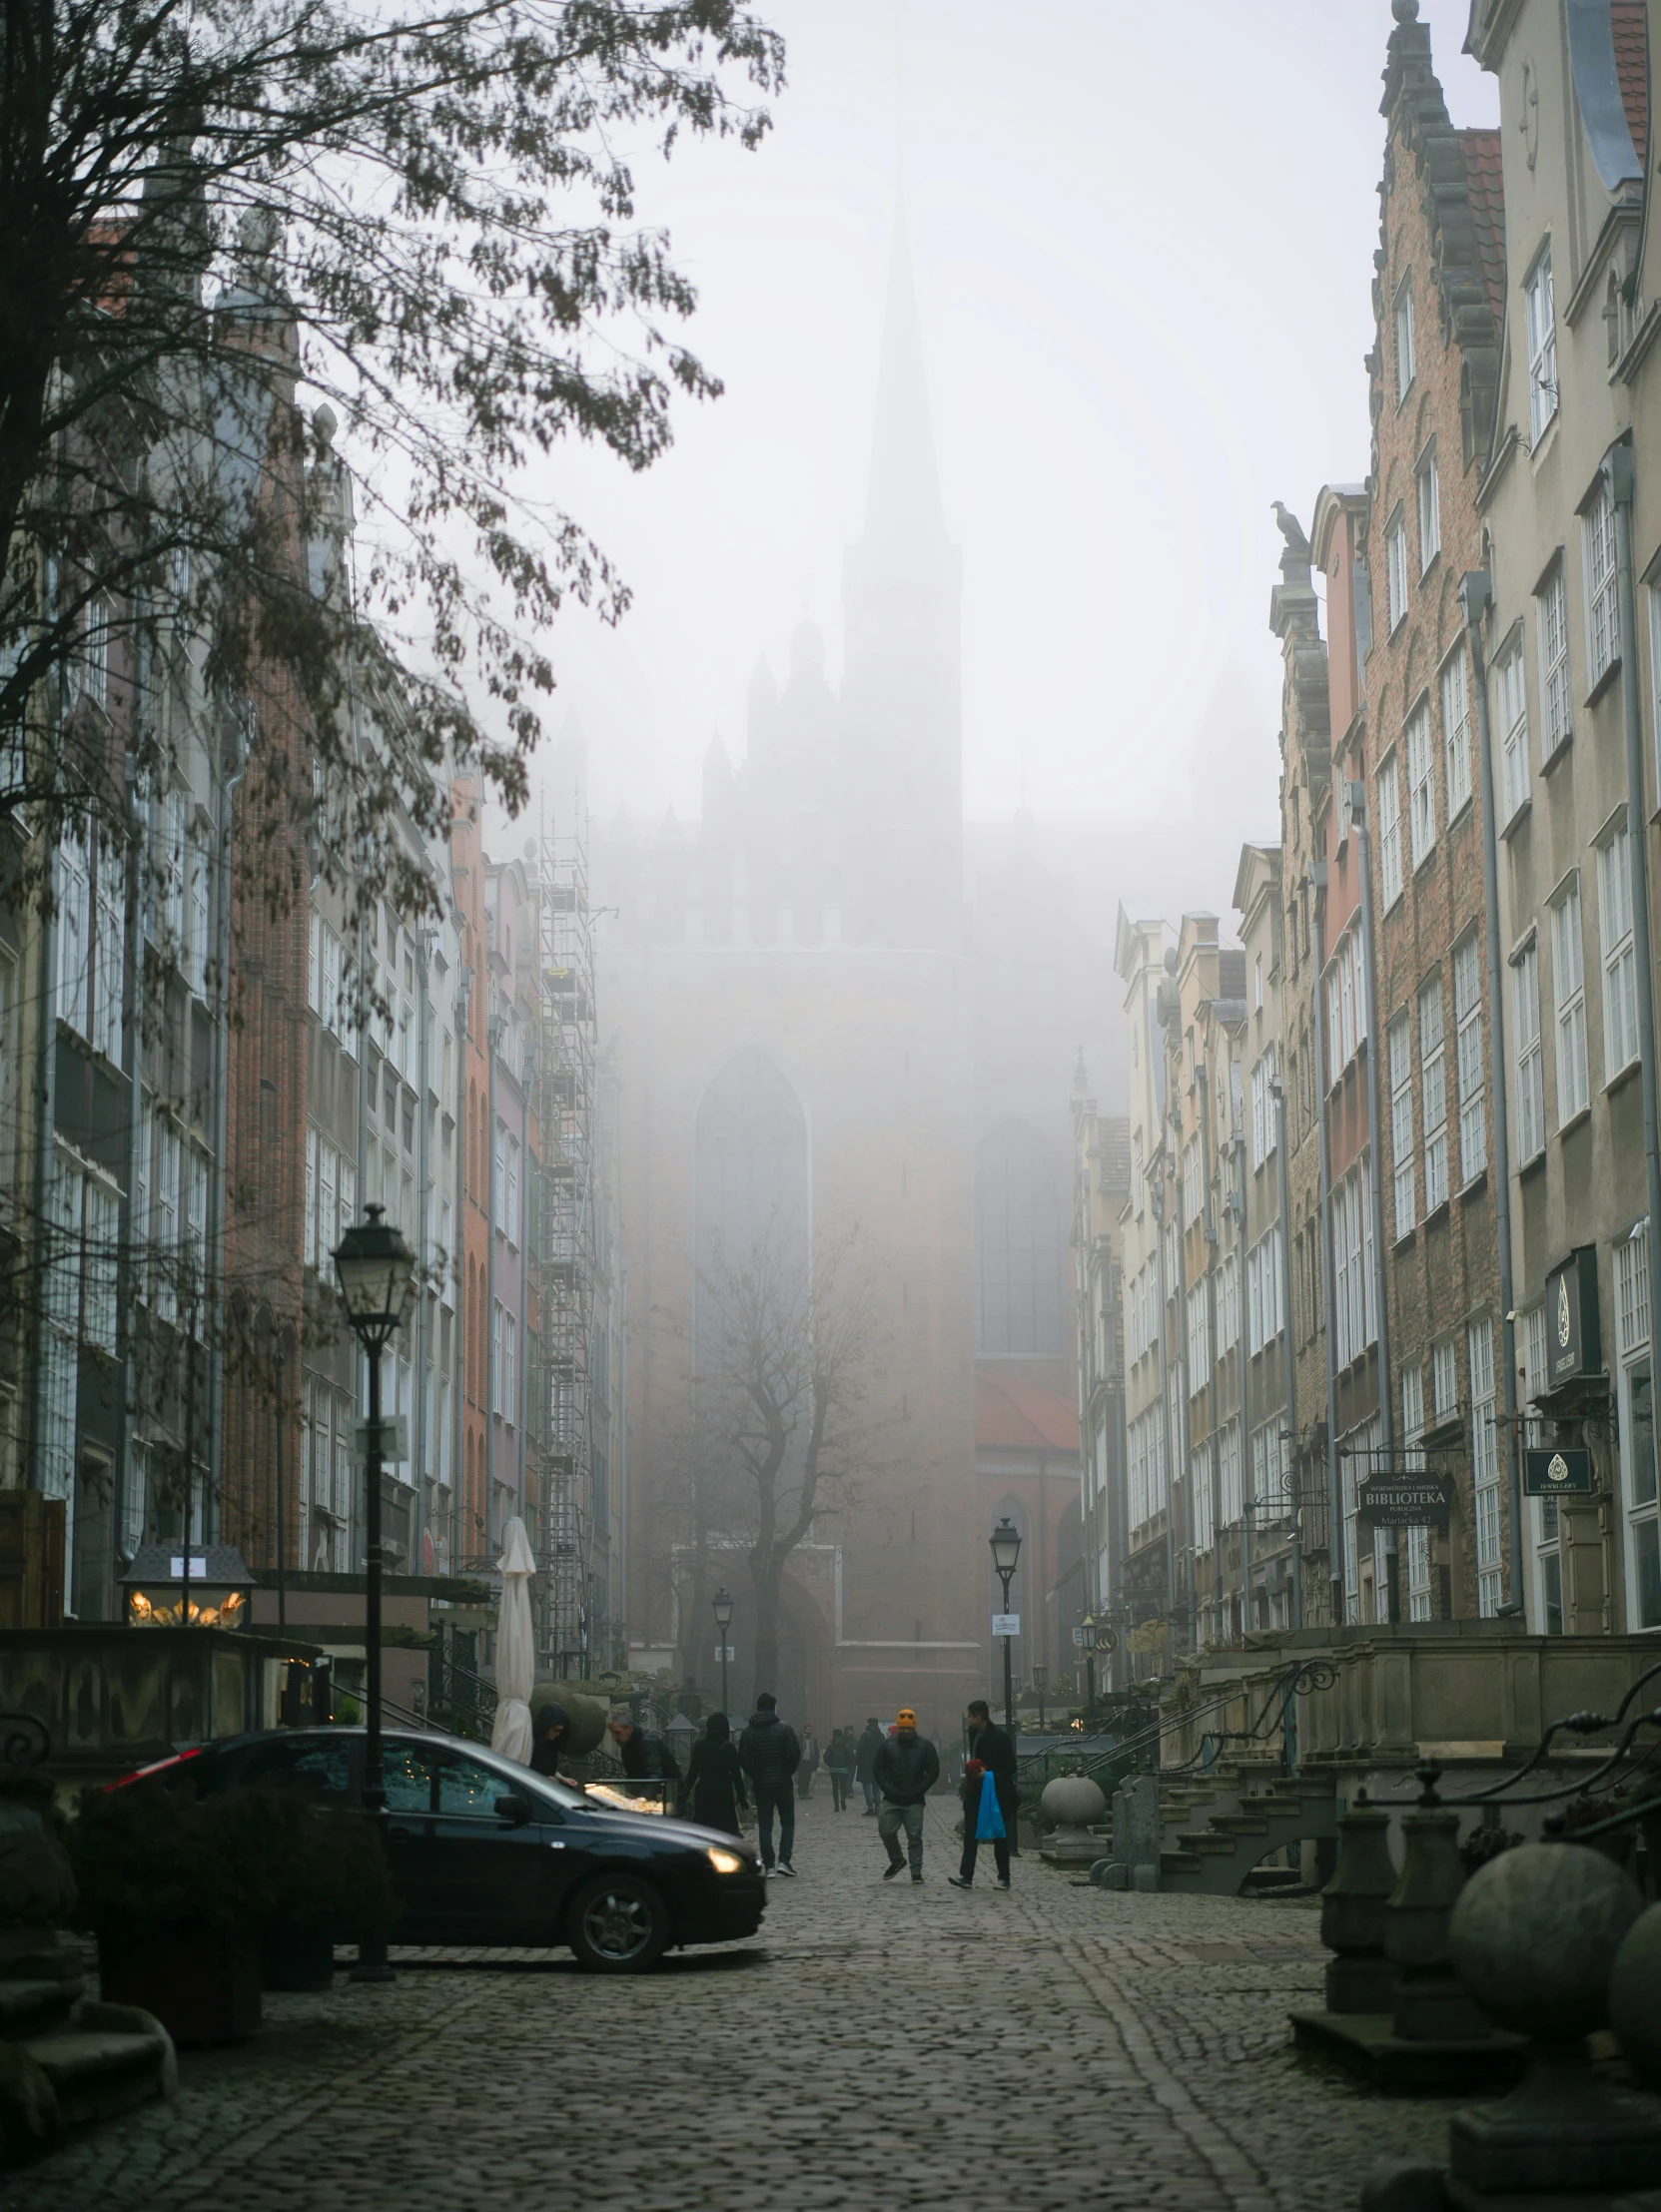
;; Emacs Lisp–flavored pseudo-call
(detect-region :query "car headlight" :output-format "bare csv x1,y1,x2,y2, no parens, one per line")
705,1846,745,1875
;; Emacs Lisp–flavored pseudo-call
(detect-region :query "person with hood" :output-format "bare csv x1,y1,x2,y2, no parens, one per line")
529,1701,570,1781
872,1707,940,1883
823,1728,854,1812
737,1692,801,1876
949,1699,1018,1890
681,1711,748,1837
854,1717,885,1815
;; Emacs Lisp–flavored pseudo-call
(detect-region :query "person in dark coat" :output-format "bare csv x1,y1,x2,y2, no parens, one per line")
824,1728,854,1812
737,1693,801,1875
949,1698,1018,1890
796,1725,821,1801
681,1711,748,1837
854,1717,884,1815
872,1708,940,1882
607,1711,680,1785
529,1701,569,1781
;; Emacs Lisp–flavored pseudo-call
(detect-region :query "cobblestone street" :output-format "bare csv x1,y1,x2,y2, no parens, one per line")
0,1791,1453,2212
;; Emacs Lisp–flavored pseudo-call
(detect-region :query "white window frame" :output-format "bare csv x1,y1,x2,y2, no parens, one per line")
1453,933,1486,1182
1596,820,1639,1081
1386,510,1409,633
1512,939,1545,1163
1377,750,1402,909
1525,243,1557,446
1417,451,1440,572
1496,636,1530,827
93,830,124,1066
1420,977,1448,1214
56,827,90,1041
1405,700,1435,869
1537,561,1572,759
1584,476,1619,687
1442,645,1473,821
1395,276,1416,401
1388,1012,1414,1237
1551,876,1591,1122
1470,1317,1502,1615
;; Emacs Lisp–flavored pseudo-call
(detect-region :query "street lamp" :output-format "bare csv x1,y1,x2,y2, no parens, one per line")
1032,1660,1048,1735
711,1585,734,1718
989,1517,1023,1733
1081,1612,1099,1710
334,1202,415,1986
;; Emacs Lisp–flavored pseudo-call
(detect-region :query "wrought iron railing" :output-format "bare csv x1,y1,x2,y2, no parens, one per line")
425,1654,498,1742
0,1714,49,1768
1015,1658,1335,1791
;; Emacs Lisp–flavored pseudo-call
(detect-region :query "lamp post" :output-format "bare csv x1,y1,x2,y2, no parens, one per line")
711,1585,734,1718
989,1517,1022,1734
1032,1660,1048,1735
334,1202,415,1986
1081,1613,1099,1710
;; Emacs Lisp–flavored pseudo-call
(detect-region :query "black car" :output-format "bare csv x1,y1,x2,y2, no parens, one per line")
123,1727,766,1973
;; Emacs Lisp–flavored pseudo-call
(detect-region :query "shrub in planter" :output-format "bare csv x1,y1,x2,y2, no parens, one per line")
70,1783,398,2037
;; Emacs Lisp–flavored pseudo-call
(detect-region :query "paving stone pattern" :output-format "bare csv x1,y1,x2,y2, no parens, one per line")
1,1792,1450,2210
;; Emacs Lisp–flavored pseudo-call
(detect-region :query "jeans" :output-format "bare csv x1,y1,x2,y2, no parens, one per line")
827,1772,849,1811
754,1782,796,1868
878,1800,925,1873
861,1779,880,1812
959,1833,1011,1883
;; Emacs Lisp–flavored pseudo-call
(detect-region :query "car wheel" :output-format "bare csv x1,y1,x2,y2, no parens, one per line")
565,1870,671,1973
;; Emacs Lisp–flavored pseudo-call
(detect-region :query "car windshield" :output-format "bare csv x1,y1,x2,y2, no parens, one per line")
379,1734,589,1815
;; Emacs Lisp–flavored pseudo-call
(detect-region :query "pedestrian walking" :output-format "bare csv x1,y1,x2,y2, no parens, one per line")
824,1728,854,1812
855,1717,884,1815
797,1725,821,1801
681,1711,749,1837
949,1699,1018,1890
738,1692,802,1875
873,1707,939,1883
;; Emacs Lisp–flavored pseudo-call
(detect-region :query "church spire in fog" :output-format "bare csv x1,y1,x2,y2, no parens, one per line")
860,213,946,549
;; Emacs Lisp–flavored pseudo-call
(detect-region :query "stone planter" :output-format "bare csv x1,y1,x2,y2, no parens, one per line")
259,1919,335,1993
100,1930,261,2046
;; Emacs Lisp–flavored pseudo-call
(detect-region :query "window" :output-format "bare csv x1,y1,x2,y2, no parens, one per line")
1220,1420,1242,1527
1187,1284,1210,1394
1525,245,1556,445
490,1301,503,1415
1598,824,1639,1080
161,789,185,954
84,1177,118,1354
1537,564,1571,757
186,837,210,1001
1405,701,1435,868
1332,1169,1371,1368
1338,939,1355,1067
1433,1335,1459,1423
1453,935,1486,1181
1395,277,1416,399
1417,453,1440,571
1250,1422,1288,1523
56,827,90,1040
322,925,340,1038
1326,965,1343,1086
1191,1447,1214,1554
492,1122,505,1233
1617,1233,1651,1363
505,1135,519,1249
1377,750,1402,908
1250,1053,1276,1170
1650,581,1661,794
1420,978,1448,1213
1496,640,1529,824
309,910,322,1013
93,832,123,1066
1388,1013,1414,1236
1253,956,1263,1012
154,1114,180,1325
1218,1252,1240,1353
1513,942,1545,1162
1387,511,1408,632
185,1147,208,1332
1442,647,1473,819
305,1128,318,1264
320,1141,338,1266
1402,1364,1432,1620
1470,1318,1501,1616
503,1313,517,1425
1351,930,1368,1054
1247,1225,1284,1353
78,593,112,710
1585,477,1619,686
1552,879,1590,1121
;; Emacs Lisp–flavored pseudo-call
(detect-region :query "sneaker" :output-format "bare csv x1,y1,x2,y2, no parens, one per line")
882,1860,905,1879
776,1861,796,1877
911,1872,924,1884
995,1877,1011,1890
948,1875,973,1890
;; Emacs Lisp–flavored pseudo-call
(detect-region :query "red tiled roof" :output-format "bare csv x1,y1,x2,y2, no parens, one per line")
975,1369,1080,1457
1458,128,1507,332
1613,0,1649,169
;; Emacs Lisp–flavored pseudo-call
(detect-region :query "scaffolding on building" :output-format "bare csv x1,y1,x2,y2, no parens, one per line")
529,810,598,1677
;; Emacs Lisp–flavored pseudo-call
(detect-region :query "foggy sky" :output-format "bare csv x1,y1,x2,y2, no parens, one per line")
530,1,1496,841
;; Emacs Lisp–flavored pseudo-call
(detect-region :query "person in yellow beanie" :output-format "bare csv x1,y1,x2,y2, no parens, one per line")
871,1708,939,1882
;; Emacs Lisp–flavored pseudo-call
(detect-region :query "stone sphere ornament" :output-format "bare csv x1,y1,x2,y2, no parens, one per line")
1449,1842,1643,2039
1609,1904,1661,2089
1041,1774,1106,1829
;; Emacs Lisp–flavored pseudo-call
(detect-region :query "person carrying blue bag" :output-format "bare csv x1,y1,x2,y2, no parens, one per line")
949,1699,1018,1890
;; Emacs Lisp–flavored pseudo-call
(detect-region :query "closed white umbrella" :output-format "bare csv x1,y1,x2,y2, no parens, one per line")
489,1516,537,1767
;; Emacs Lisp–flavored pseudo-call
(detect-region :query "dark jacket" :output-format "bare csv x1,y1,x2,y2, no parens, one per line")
529,1701,568,1780
683,1714,747,1836
963,1723,1019,1824
737,1709,801,1790
872,1732,940,1806
824,1732,854,1775
853,1724,884,1783
617,1728,679,1782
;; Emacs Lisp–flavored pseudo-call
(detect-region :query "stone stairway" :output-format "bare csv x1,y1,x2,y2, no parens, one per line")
1159,1777,1337,1896
0,1931,176,2164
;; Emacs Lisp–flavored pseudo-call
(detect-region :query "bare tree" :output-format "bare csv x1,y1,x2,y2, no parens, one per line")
694,1223,885,1694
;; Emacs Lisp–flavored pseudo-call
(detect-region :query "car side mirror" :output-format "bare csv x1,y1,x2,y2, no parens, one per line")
494,1794,533,1827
